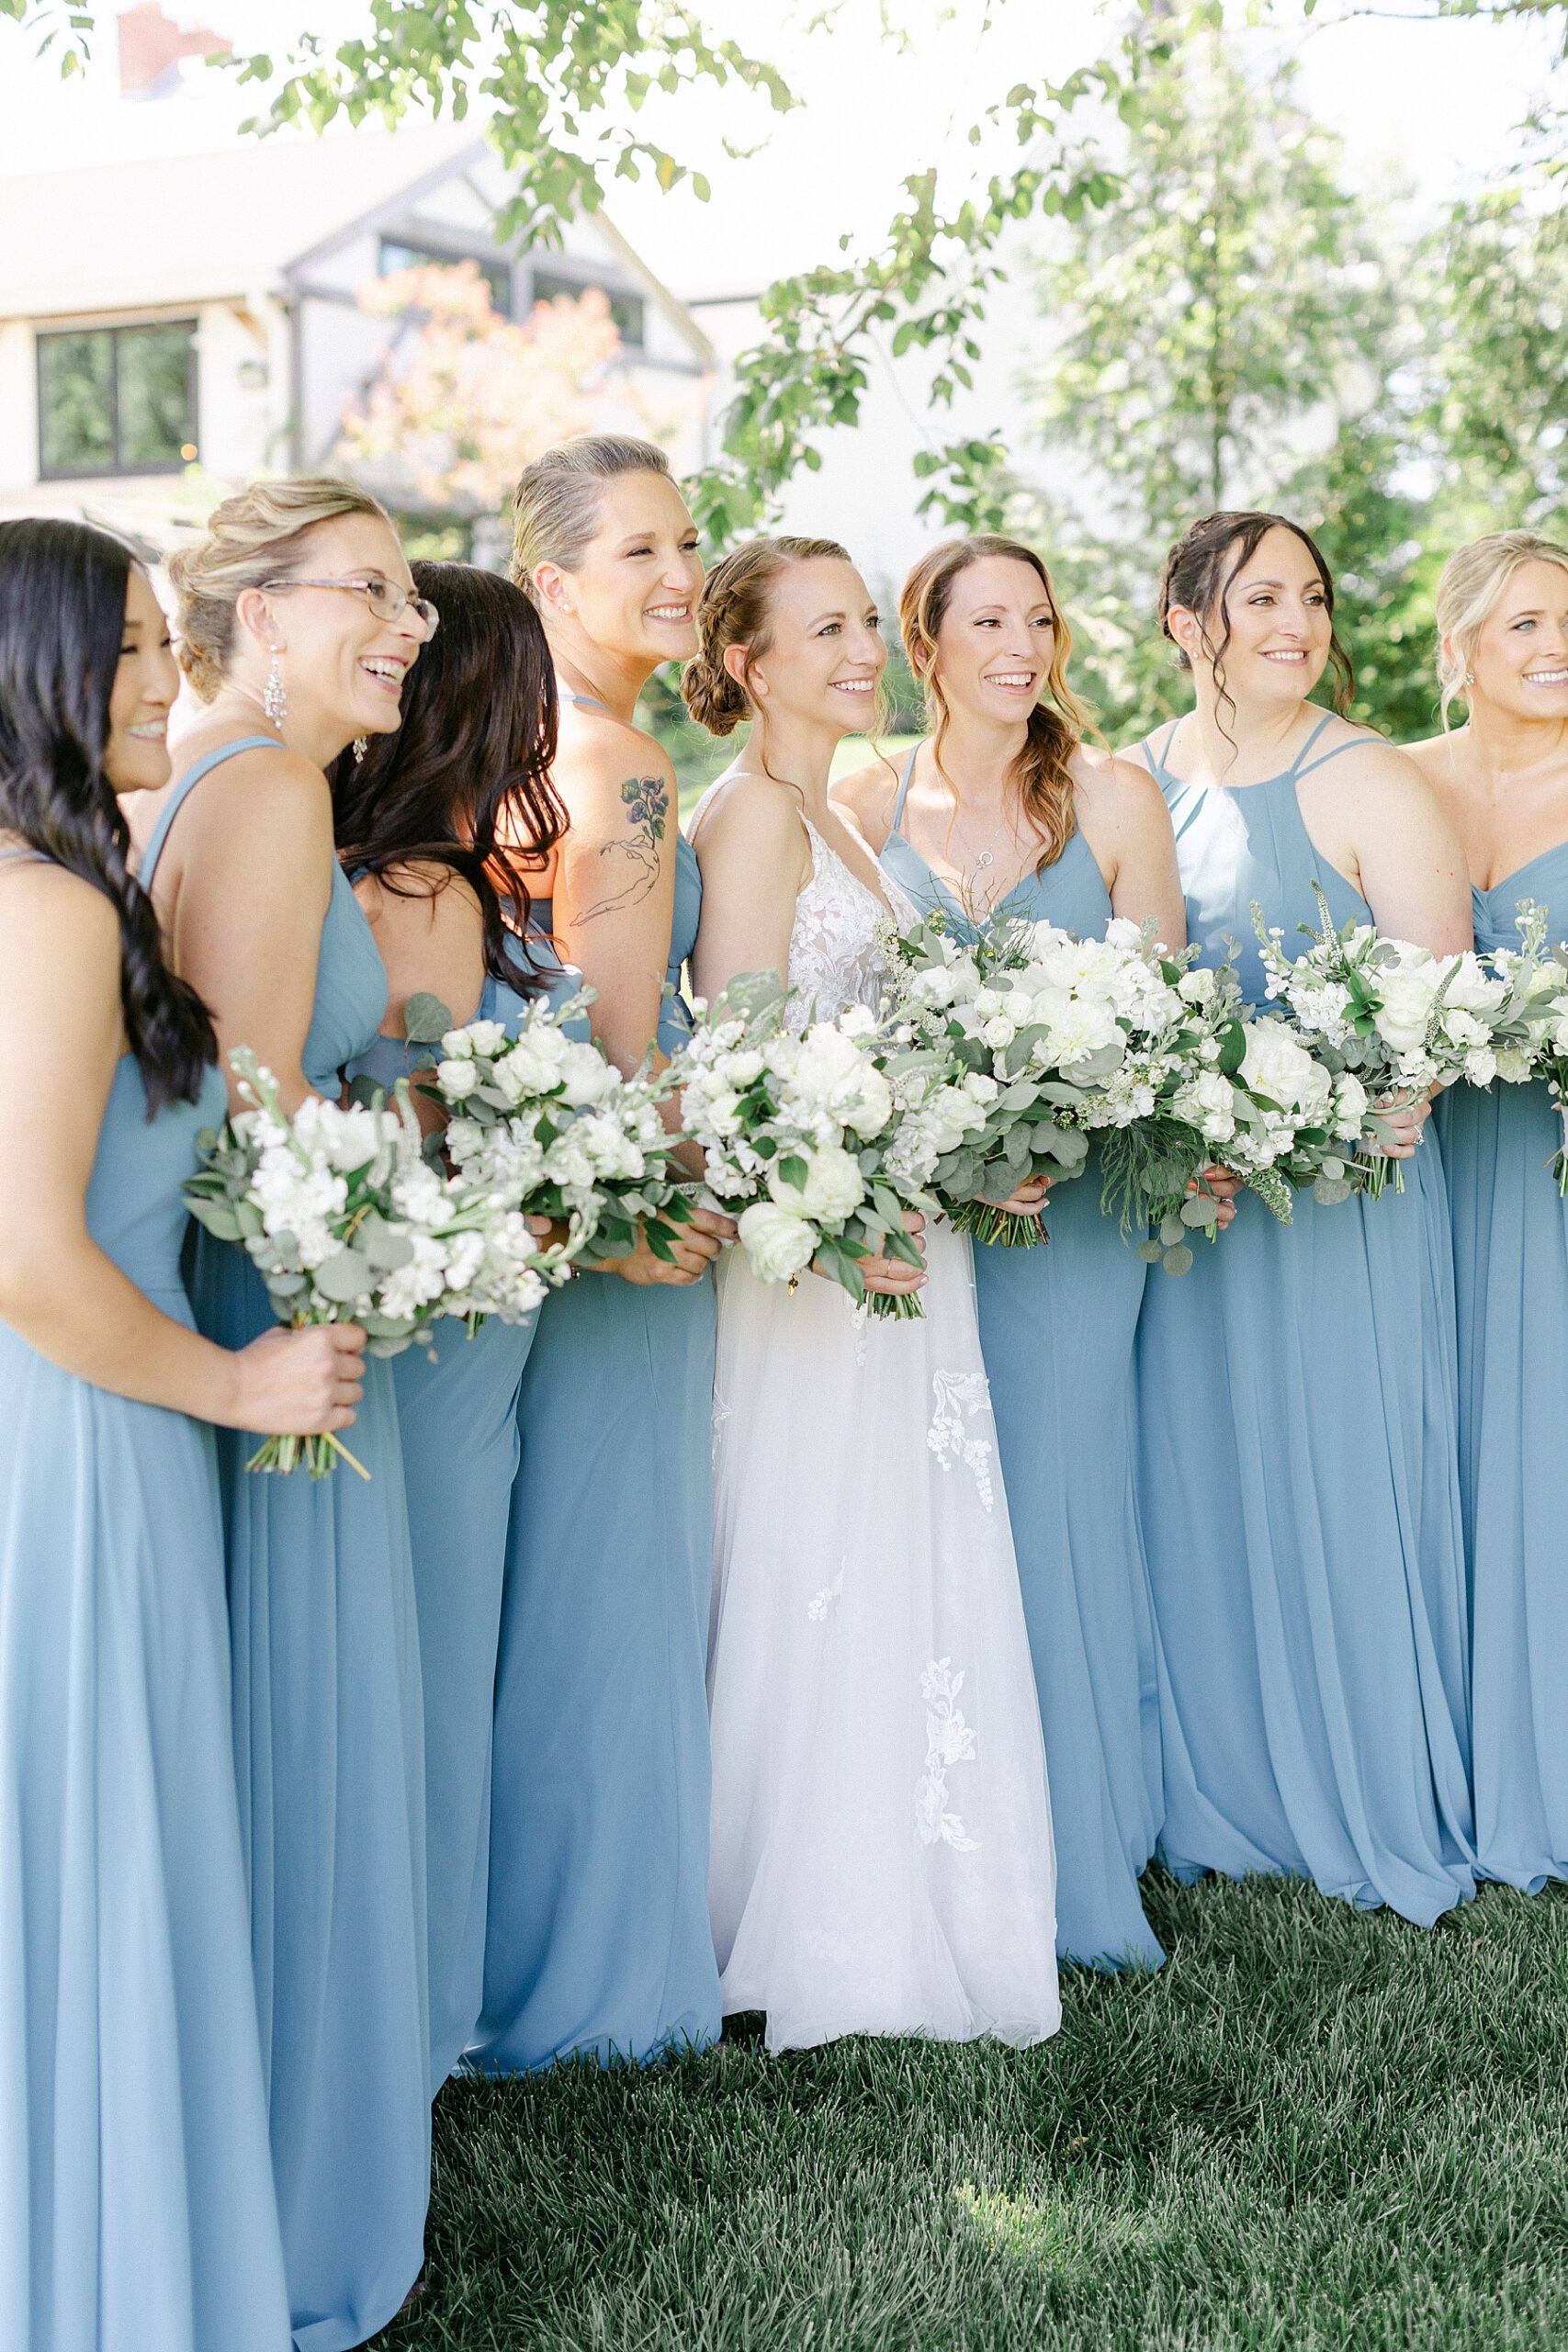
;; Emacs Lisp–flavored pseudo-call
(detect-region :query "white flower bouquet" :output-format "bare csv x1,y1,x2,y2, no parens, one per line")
674,973,936,1317
1255,885,1511,1194
1486,900,1568,1191
186,1048,547,1477
424,991,694,1266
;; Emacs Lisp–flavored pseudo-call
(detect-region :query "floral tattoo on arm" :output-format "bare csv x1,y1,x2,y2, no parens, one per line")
578,775,671,924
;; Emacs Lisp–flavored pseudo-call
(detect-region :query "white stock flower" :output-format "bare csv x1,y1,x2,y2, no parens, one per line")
840,1066,893,1138
1495,1045,1535,1084
739,1200,818,1283
438,1058,480,1101
1173,1069,1237,1142
439,1028,476,1059
1332,1070,1370,1136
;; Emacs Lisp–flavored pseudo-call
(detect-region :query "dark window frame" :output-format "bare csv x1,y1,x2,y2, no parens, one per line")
36,317,199,481
527,264,647,353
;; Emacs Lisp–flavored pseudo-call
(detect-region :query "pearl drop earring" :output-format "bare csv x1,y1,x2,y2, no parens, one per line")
264,649,287,728
1463,670,1475,686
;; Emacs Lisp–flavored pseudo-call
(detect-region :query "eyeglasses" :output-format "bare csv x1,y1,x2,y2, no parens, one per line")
262,575,440,638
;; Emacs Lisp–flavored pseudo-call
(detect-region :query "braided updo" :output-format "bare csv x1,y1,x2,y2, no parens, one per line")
682,537,852,736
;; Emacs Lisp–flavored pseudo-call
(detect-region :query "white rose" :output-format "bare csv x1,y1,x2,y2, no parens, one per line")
1178,967,1217,1005
910,966,959,1010
739,1200,818,1283
981,1015,1016,1050
1332,1071,1370,1136
1239,1021,1332,1118
1372,965,1439,1055
973,987,1007,1019
838,1005,878,1040
963,1071,999,1103
769,1140,865,1222
1463,1046,1498,1088
439,1029,476,1059
1495,1045,1534,1084
437,1058,480,1100
727,1049,765,1085
1443,954,1506,1017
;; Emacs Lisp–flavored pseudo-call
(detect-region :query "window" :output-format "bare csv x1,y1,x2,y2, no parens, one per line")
378,238,512,313
37,321,197,479
531,270,645,350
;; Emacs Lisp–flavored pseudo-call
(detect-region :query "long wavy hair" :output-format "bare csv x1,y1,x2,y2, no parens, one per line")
330,560,566,992
1158,510,1355,739
0,517,217,1112
899,536,1089,873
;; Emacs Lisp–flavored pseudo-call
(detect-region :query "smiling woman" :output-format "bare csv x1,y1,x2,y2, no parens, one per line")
126,476,439,2352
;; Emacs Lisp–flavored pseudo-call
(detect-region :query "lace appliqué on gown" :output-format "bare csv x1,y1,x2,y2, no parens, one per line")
705,811,1060,2052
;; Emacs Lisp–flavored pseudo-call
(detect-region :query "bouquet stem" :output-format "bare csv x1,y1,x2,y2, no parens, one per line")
950,1199,1048,1248
245,1430,373,1481
865,1290,927,1320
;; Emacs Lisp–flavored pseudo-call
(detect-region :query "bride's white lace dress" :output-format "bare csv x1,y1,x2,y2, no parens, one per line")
705,811,1061,2052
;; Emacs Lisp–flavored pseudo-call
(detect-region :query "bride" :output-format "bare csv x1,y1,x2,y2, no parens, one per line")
683,535,1061,2052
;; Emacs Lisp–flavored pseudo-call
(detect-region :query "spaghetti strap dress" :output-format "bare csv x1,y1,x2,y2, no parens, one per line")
1134,715,1474,1926
0,848,290,2352
472,830,722,2070
141,742,430,2351
344,953,578,2086
880,751,1165,1971
1435,837,1568,1891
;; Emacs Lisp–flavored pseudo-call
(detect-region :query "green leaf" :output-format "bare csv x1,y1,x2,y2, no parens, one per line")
1161,1243,1195,1277
311,1248,375,1303
358,1213,416,1272
404,992,453,1046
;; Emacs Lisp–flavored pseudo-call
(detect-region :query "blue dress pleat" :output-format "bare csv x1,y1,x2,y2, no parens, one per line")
880,771,1164,1969
1434,840,1568,1891
142,746,430,2351
1134,726,1475,1925
472,832,722,2068
0,894,292,2352
345,955,578,2084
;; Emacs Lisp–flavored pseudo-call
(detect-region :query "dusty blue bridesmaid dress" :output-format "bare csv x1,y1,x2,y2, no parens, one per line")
1134,715,1475,1926
1435,838,1568,1892
141,742,429,2351
0,852,290,2352
879,752,1164,1970
471,825,722,2069
345,954,576,2085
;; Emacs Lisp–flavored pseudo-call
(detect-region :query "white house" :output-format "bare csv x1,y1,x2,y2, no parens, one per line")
0,122,716,547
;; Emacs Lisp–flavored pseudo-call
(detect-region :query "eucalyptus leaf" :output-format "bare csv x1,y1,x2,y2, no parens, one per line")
1313,1175,1353,1206
312,1247,375,1303
1158,1213,1186,1248
1162,1242,1195,1276
1179,1193,1219,1229
358,1214,416,1272
404,992,453,1046
1136,1238,1165,1264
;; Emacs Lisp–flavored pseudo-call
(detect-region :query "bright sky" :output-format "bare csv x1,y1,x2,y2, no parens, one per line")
0,0,1560,299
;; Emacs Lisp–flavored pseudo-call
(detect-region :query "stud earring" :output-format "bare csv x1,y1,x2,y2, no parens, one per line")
1463,670,1474,687
263,649,287,728
352,736,368,764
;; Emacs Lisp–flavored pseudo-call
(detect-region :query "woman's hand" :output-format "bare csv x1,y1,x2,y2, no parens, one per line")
228,1323,367,1437
606,1203,734,1287
829,1209,927,1300
996,1176,1049,1221
1366,1097,1431,1160
1193,1166,1240,1232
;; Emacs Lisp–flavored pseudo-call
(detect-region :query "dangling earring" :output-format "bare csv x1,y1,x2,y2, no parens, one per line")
1463,670,1475,686
264,649,287,728
352,736,368,764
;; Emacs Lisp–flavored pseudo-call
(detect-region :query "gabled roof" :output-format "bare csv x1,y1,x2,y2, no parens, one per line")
0,122,479,320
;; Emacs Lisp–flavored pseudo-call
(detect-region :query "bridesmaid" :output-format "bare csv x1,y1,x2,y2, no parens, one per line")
471,435,729,2072
839,534,1186,1971
332,560,570,2083
1122,508,1476,1928
128,479,437,2349
0,518,362,2351
1412,530,1568,1893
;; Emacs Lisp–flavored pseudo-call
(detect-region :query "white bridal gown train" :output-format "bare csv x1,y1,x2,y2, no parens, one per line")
705,810,1061,2053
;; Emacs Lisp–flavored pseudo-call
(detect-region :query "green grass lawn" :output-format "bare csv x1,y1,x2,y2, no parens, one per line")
373,1871,1568,2350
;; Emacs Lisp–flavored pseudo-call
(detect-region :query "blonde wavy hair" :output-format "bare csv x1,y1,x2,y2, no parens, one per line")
682,536,893,741
166,476,392,701
899,535,1089,873
1436,528,1568,729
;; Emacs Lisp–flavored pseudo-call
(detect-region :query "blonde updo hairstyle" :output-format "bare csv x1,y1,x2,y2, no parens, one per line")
511,432,676,605
900,534,1089,873
1436,528,1568,729
166,475,393,701
682,536,890,740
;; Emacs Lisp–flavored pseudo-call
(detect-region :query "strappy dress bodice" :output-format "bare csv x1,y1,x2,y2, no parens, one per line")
879,745,1111,939
1471,837,1568,957
140,736,389,1092
0,848,225,1303
1141,713,1371,1004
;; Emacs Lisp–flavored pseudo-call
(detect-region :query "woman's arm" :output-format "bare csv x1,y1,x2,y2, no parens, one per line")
1077,752,1189,949
160,748,334,1114
1345,747,1473,956
0,867,364,1429
549,728,681,1077
689,783,807,1005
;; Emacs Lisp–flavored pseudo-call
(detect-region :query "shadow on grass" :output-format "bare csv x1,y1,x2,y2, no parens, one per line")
373,1871,1568,2351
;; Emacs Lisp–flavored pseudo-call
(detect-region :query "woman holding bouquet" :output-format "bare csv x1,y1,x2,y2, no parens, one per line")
127,479,436,2348
1123,509,1476,1926
333,560,570,2085
838,534,1185,1973
1412,530,1568,1893
0,518,365,2351
471,435,729,2075
686,535,1060,2052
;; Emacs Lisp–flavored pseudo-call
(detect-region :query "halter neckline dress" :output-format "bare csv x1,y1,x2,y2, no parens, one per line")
141,739,430,2351
1134,712,1475,1927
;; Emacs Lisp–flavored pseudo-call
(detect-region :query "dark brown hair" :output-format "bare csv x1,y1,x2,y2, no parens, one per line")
1158,510,1355,734
900,535,1088,873
330,560,566,996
